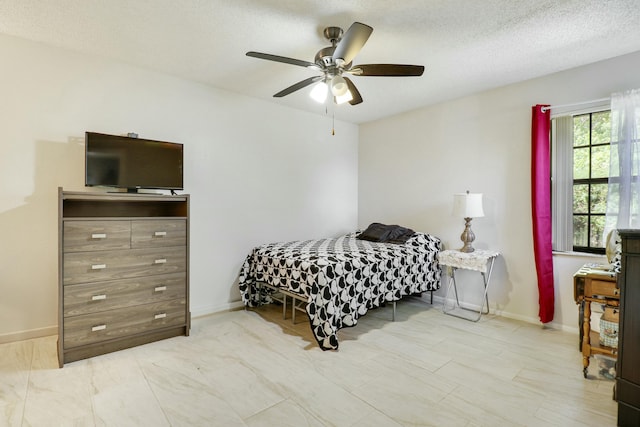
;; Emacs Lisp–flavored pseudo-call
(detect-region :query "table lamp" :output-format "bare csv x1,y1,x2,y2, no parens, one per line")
453,191,484,253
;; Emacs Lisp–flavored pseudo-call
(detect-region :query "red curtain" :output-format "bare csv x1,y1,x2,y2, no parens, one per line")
531,104,554,323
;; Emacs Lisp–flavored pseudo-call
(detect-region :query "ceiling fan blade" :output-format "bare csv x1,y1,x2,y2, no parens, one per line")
349,64,425,77
246,51,320,70
273,76,323,97
332,22,373,65
343,77,363,105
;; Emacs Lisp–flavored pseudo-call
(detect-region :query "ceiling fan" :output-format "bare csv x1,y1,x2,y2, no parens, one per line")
246,22,425,106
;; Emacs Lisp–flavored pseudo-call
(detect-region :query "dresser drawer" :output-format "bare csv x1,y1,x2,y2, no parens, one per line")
64,272,186,317
63,220,131,252
131,219,186,248
63,247,186,285
63,299,186,348
585,278,619,298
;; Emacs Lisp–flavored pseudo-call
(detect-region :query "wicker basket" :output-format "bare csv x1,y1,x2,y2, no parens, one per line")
599,316,619,348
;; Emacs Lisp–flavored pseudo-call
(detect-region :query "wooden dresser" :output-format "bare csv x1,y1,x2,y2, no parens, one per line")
617,230,640,425
58,188,190,367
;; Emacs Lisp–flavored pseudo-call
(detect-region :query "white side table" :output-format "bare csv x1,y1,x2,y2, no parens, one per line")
438,249,500,322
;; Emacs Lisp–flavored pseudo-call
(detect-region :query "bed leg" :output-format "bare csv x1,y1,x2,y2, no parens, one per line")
430,290,433,304
283,294,287,319
392,301,396,321
257,282,263,306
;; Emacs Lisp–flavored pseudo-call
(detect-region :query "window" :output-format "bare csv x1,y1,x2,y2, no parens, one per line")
571,111,611,253
551,109,611,254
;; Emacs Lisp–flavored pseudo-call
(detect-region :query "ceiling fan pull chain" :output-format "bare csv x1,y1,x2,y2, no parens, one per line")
332,111,335,136
324,105,335,136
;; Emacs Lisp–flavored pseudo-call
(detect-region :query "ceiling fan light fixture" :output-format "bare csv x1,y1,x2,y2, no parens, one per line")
331,75,348,96
246,22,425,108
335,90,353,105
309,81,328,103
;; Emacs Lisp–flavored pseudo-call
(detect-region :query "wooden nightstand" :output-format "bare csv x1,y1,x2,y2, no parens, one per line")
573,265,618,378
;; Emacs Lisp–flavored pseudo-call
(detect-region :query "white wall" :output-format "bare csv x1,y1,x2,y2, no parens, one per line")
3,31,638,342
359,50,640,331
0,34,358,340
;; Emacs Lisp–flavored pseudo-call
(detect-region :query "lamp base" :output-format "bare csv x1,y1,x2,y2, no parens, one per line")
459,217,476,253
459,244,475,253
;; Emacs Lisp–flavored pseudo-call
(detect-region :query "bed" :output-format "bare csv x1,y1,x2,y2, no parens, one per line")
238,224,442,350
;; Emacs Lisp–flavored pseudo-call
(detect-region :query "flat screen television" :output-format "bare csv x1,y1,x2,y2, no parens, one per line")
85,132,183,193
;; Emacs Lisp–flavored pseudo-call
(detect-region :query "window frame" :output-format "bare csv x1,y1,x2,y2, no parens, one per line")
571,111,610,254
550,102,611,255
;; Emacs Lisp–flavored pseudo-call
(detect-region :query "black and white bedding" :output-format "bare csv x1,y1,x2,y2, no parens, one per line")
238,229,442,350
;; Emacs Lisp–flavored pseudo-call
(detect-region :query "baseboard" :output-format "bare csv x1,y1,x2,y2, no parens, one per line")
0,298,578,344
0,301,246,345
191,301,245,319
432,295,579,334
496,310,579,334
0,325,57,344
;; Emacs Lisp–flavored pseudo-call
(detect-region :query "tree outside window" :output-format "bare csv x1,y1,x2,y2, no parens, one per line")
572,111,610,253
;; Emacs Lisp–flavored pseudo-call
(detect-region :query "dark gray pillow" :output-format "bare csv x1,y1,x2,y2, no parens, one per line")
357,223,415,244
385,226,415,244
357,222,392,242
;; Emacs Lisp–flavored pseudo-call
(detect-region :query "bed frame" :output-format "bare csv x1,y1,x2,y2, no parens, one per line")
239,231,442,350
256,281,434,324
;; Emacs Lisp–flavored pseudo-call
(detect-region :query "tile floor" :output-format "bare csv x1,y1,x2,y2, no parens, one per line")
0,298,617,426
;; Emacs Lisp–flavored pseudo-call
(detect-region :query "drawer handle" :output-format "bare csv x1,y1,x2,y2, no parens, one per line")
91,294,107,301
91,324,106,332
91,264,107,270
154,313,167,320
154,259,167,264
91,233,107,239
614,289,620,296
154,231,167,237
154,286,167,292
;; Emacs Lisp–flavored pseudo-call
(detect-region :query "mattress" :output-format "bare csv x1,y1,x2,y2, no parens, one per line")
238,231,442,350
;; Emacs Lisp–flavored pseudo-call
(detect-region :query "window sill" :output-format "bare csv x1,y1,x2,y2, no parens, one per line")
552,250,606,259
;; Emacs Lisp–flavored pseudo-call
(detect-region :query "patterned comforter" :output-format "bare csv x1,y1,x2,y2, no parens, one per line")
238,232,442,350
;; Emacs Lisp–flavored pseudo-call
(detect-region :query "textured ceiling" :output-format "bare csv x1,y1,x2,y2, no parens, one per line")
1,0,640,124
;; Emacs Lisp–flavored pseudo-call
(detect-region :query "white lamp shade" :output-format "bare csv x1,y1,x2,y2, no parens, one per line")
309,81,328,103
453,192,484,218
331,75,348,96
335,90,353,105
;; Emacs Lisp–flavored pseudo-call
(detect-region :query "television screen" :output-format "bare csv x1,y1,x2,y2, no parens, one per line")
85,132,183,192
